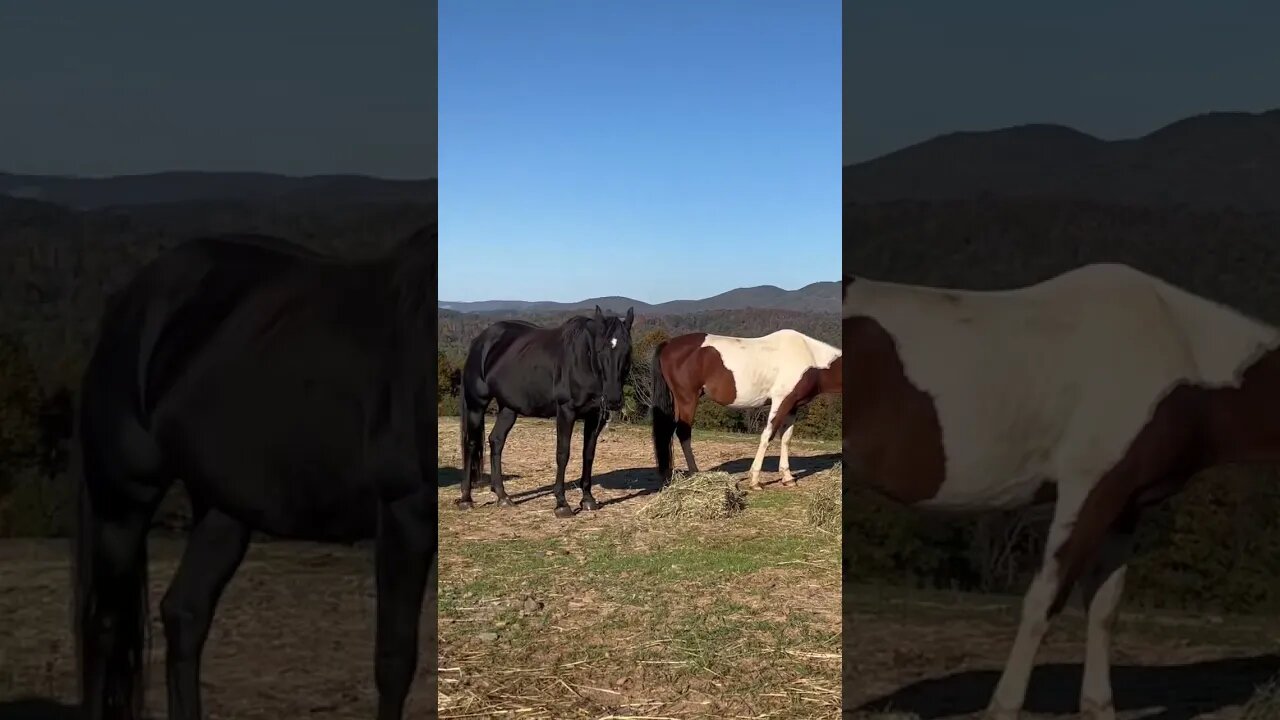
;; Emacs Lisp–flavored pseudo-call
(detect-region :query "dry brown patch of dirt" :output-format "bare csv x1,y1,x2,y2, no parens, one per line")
0,539,434,718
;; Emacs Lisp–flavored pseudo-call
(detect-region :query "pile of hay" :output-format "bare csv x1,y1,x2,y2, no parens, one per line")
804,462,842,534
1243,675,1280,719
638,470,747,520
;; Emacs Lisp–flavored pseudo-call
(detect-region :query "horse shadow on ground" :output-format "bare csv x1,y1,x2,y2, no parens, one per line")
439,452,843,511
436,466,523,489
711,452,842,486
0,698,80,720
853,654,1280,720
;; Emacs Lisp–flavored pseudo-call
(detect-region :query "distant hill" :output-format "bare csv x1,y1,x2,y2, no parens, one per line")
0,170,436,210
439,280,840,316
845,109,1280,212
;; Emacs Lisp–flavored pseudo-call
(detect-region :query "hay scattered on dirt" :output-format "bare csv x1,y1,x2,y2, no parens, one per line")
637,470,747,520
805,463,842,533
1243,675,1280,719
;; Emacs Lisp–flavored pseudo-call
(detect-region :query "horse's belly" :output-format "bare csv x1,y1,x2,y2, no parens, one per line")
721,369,783,409
918,471,1048,512
725,390,770,410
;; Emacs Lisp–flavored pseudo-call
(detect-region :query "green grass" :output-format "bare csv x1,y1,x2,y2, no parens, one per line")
585,534,814,581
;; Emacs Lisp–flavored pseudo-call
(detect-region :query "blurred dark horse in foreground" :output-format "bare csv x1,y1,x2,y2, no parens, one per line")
458,306,634,518
74,225,438,720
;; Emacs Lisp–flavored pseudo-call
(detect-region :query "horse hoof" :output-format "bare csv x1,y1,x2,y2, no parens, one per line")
780,478,797,487
496,497,516,508
456,500,474,510
984,706,1020,720
553,506,575,519
580,498,600,511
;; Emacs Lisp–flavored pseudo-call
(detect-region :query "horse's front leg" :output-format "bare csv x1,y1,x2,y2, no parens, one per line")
551,408,576,518
777,415,798,486
578,409,604,511
747,406,779,490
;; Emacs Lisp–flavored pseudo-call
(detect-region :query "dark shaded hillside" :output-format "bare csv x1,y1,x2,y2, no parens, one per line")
0,170,436,210
438,280,839,316
438,306,839,362
844,196,1280,324
0,188,437,393
845,109,1280,212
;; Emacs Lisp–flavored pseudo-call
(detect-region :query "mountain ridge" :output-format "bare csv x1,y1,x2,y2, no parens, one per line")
0,170,436,210
438,280,839,316
845,109,1280,211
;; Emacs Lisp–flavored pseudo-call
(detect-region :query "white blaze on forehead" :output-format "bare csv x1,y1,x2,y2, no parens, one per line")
610,337,618,348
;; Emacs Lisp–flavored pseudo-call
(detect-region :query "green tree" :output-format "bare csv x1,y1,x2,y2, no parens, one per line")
436,352,463,416
0,334,42,478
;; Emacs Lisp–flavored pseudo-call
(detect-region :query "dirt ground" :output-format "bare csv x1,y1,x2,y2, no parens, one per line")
0,538,436,719
844,583,1280,719
437,416,843,719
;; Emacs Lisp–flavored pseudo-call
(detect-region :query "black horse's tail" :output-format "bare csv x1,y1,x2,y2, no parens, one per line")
73,286,169,720
73,420,154,720
458,364,485,493
650,341,676,483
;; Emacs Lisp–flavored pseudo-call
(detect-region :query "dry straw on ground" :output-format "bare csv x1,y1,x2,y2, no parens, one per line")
804,462,842,533
1243,675,1280,719
636,470,747,520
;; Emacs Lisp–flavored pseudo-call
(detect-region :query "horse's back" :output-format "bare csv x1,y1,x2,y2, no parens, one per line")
462,320,561,415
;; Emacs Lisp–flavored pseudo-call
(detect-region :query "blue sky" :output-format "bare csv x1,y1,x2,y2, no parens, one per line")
846,1,1280,164
0,2,435,178
439,0,840,303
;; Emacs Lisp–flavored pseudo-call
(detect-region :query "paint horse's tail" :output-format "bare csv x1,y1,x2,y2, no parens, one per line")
650,341,676,483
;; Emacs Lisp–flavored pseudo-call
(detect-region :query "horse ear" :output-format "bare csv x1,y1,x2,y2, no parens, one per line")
594,305,605,323
625,306,634,328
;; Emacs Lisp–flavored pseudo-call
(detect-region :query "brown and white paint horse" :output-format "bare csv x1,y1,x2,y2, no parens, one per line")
844,262,1280,719
651,329,841,488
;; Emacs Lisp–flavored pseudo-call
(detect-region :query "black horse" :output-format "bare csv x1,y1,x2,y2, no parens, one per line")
73,225,437,720
458,306,634,518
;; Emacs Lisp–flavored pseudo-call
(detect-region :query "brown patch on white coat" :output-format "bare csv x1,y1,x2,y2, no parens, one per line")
842,263,1280,720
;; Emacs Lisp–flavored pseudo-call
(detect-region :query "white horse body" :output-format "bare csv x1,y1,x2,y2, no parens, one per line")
703,329,841,409
844,262,1280,719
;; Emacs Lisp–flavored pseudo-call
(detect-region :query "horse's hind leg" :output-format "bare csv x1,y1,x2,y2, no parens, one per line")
159,507,250,720
374,492,433,720
488,407,517,507
675,396,698,473
746,406,780,490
